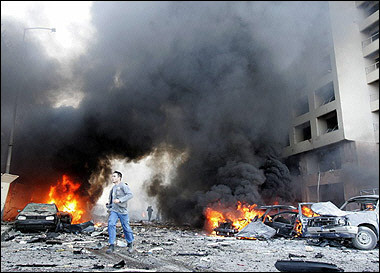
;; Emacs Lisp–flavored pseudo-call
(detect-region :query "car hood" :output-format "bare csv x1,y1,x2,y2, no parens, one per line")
310,202,349,217
19,211,55,217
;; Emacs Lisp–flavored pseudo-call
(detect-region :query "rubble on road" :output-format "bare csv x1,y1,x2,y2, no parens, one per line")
1,220,379,272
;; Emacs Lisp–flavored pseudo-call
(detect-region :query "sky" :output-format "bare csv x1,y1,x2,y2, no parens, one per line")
1,1,94,108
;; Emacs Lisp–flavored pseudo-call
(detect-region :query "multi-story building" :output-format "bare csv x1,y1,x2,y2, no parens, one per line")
283,1,379,206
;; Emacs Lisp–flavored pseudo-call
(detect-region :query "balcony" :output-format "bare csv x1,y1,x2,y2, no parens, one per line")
370,94,379,112
362,32,379,57
359,10,379,32
365,61,379,83
356,1,367,8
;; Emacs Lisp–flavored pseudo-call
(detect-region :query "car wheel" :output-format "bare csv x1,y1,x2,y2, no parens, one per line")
55,220,63,232
352,226,377,250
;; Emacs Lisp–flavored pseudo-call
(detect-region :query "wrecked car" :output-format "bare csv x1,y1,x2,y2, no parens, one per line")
15,203,72,232
234,205,298,239
300,194,379,250
260,205,299,238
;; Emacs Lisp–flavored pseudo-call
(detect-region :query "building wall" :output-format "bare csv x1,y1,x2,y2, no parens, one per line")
329,1,377,142
282,1,379,204
290,140,378,206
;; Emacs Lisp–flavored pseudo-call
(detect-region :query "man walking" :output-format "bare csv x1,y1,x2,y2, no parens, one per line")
106,171,134,254
147,206,153,221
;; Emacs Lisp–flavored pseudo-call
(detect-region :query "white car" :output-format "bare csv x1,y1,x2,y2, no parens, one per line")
300,194,379,250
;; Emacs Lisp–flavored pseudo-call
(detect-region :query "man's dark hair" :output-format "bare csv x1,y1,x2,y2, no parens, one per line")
113,171,122,179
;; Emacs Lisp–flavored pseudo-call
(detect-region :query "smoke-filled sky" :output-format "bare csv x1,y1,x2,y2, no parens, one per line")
2,1,331,226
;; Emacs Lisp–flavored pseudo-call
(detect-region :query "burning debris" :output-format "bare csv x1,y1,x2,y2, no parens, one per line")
204,201,266,235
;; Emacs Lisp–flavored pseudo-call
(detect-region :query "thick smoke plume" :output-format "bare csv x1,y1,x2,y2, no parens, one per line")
2,2,328,226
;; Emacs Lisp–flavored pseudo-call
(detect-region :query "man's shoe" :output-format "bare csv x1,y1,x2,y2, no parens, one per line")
106,244,115,254
127,242,133,253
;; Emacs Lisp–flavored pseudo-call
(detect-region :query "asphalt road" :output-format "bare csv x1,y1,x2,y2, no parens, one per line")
1,221,379,272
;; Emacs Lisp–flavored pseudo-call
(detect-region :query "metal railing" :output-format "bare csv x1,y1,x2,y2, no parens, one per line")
325,124,338,134
365,61,379,74
322,95,335,105
360,188,379,195
362,32,379,48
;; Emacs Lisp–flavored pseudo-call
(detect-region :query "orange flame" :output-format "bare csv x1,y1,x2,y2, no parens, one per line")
46,175,87,224
294,205,320,237
204,201,265,234
294,219,303,237
301,205,320,218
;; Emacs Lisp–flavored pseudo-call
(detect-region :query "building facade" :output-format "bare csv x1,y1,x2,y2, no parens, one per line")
283,1,379,206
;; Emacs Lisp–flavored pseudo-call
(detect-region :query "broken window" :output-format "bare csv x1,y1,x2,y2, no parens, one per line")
284,155,301,176
314,82,335,108
317,110,338,135
308,182,345,206
293,96,309,117
317,145,342,172
294,121,312,143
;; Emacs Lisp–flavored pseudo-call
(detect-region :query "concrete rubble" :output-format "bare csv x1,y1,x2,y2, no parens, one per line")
1,220,379,272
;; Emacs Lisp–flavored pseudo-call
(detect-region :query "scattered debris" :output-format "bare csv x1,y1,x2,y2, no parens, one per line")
235,221,276,240
73,248,84,254
177,252,208,256
275,260,344,272
288,253,306,259
16,264,58,267
305,246,314,252
148,247,164,254
46,239,63,245
314,253,324,259
64,221,95,234
113,260,126,268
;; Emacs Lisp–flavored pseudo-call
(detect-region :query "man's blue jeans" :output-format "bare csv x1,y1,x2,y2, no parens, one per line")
108,211,134,245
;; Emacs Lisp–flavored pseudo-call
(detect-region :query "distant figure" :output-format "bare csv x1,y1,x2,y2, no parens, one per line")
147,206,153,221
156,208,161,222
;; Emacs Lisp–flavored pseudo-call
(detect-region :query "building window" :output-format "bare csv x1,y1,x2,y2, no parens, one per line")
284,133,290,147
317,145,342,172
314,82,335,108
320,55,332,76
284,155,301,176
366,2,379,16
293,96,309,117
294,121,312,143
317,110,338,135
308,183,345,206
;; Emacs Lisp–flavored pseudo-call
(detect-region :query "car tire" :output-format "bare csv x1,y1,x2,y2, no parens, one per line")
55,220,63,232
352,226,377,250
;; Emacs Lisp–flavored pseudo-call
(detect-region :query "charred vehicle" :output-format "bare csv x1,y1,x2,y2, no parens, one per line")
260,205,298,238
299,195,379,250
233,205,298,239
15,203,72,232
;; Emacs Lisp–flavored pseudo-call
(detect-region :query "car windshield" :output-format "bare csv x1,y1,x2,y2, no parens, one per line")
22,203,57,213
341,199,378,211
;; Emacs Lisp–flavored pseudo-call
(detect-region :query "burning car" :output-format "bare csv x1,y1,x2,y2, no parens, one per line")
259,205,299,238
300,194,379,250
219,205,299,239
15,203,72,232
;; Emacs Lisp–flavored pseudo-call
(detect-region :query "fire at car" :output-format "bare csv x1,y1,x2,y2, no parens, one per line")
14,203,72,232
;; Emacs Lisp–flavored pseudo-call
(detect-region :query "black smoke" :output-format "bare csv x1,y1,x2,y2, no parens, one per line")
2,2,329,225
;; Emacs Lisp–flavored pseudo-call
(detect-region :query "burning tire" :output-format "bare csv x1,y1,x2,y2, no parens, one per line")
352,226,377,250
